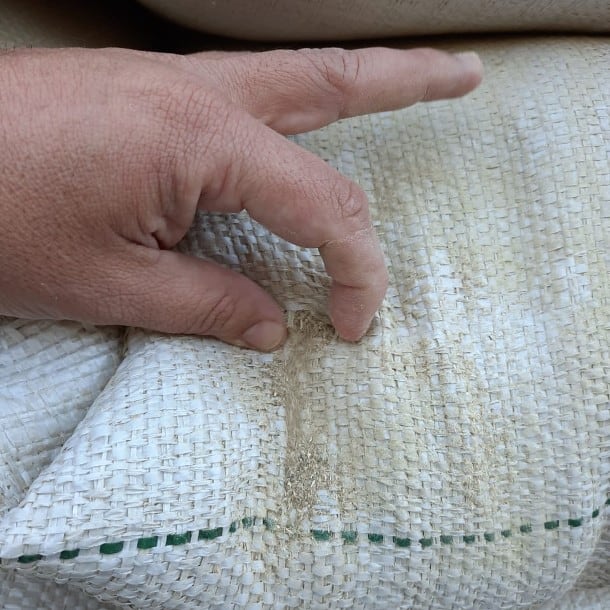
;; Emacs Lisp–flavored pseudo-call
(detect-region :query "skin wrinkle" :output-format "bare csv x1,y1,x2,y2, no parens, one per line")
321,226,385,286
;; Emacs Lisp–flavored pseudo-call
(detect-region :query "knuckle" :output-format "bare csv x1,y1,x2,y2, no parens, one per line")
188,291,237,336
300,48,362,109
334,180,368,223
322,48,362,90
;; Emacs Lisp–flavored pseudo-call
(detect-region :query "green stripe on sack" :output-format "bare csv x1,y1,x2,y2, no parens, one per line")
4,499,607,563
17,554,42,564
393,536,411,548
544,521,560,530
198,528,223,541
311,530,333,541
100,542,123,555
166,532,191,546
137,537,158,550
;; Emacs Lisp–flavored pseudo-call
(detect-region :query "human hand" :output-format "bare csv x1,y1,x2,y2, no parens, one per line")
0,46,482,351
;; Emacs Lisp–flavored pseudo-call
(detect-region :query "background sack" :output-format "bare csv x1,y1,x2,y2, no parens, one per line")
138,0,610,40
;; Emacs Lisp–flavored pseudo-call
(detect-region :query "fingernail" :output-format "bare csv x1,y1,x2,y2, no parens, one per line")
240,321,287,352
454,51,482,68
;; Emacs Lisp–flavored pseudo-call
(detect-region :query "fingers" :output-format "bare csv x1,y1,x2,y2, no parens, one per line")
186,106,388,341
198,47,483,134
133,46,482,342
102,249,287,351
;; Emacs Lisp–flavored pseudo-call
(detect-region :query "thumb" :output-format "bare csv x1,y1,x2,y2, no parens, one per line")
109,250,287,351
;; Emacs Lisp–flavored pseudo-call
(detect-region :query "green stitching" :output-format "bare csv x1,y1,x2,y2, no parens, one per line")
166,532,191,546
100,542,123,555
17,554,42,564
5,499,608,563
60,549,79,559
312,530,332,541
198,528,223,541
137,536,158,550
544,520,560,530
393,536,411,548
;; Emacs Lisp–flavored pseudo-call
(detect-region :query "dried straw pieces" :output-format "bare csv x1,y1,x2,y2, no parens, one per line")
1,38,609,610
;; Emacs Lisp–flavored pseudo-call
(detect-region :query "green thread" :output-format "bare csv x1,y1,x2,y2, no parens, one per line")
100,542,123,555
198,528,223,541
166,532,191,546
544,520,560,530
137,536,158,550
312,530,332,541
59,549,80,559
17,554,42,564
6,500,608,563
393,536,411,548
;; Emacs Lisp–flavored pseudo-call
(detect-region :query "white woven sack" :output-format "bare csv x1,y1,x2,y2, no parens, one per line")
0,320,122,516
0,37,608,609
138,0,610,40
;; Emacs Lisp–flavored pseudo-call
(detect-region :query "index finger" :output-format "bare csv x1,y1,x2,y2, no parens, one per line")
188,46,483,134
194,106,387,341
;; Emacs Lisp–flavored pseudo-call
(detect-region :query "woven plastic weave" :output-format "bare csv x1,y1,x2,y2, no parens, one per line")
1,35,608,609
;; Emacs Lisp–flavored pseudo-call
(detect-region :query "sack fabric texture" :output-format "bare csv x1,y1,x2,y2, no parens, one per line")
0,2,608,610
138,0,610,40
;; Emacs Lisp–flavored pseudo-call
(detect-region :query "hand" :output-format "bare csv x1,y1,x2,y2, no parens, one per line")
0,46,482,351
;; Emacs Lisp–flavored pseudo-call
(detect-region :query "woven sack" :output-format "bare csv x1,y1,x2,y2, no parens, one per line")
137,0,610,40
0,36,608,609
